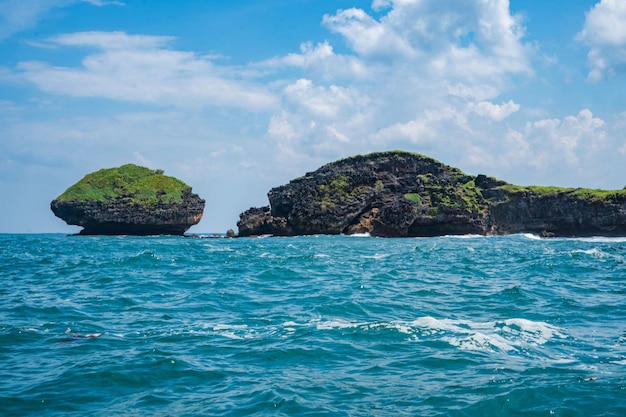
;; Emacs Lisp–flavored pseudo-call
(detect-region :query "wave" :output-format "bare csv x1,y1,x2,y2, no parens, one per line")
571,236,626,243
444,234,487,239
344,232,371,237
202,316,567,356
359,253,391,260
570,248,613,259
521,233,543,240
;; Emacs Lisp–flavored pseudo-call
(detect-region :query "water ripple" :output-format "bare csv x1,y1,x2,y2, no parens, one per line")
1,234,625,416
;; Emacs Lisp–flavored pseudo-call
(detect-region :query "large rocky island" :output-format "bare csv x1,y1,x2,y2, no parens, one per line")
51,164,205,235
237,151,626,238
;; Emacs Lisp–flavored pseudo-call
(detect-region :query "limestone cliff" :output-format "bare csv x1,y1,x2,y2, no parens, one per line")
51,164,205,235
237,151,626,237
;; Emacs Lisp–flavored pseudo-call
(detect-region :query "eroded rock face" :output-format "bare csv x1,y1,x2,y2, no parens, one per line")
51,164,205,235
236,206,293,237
238,151,489,237
488,191,626,237
237,151,626,237
51,190,204,235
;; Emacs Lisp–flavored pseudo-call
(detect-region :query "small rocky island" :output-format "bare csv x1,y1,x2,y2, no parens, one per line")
51,164,205,235
237,151,626,238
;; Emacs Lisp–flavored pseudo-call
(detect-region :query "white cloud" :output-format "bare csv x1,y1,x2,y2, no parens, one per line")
12,32,277,110
258,41,371,81
0,0,123,41
323,7,415,60
257,0,534,167
282,78,365,119
578,0,626,81
490,109,609,185
471,100,520,121
132,151,151,167
51,31,170,49
323,0,531,83
373,118,437,145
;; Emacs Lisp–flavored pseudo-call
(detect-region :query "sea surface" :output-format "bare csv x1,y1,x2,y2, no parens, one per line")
1,233,625,416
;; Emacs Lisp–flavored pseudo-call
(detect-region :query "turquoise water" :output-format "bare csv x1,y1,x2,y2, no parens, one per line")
1,233,625,416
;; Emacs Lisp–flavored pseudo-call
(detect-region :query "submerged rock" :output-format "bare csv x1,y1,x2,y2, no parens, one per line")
237,151,626,237
51,164,205,235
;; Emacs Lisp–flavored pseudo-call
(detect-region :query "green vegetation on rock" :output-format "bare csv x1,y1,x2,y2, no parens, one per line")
570,188,626,202
404,193,421,203
55,164,191,205
498,184,626,203
459,180,485,214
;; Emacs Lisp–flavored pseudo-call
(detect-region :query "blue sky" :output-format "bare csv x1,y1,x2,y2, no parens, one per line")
1,0,625,233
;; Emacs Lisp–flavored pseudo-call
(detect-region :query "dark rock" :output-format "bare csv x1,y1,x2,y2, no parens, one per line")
51,164,204,235
488,189,626,237
237,151,626,238
237,206,294,236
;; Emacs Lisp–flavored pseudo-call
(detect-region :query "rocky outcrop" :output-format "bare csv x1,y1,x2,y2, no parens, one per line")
51,164,204,235
237,151,626,237
488,189,626,237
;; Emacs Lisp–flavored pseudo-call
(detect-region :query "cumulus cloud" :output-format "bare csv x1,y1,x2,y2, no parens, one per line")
282,78,365,120
577,0,626,81
267,78,372,162
13,32,277,110
491,109,609,185
260,0,533,164
257,41,372,81
525,111,601,166
323,7,415,60
323,0,531,82
471,100,520,121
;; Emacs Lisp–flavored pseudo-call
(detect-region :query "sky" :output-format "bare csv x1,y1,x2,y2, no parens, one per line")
1,0,625,233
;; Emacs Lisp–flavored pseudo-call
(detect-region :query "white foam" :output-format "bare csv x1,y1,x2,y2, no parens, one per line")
444,332,515,352
502,318,565,345
521,233,542,240
212,323,250,339
21,327,38,333
281,321,299,333
213,324,248,331
198,316,567,353
445,234,484,239
407,316,463,333
389,323,413,335
315,319,365,330
571,248,610,259
345,232,371,238
572,236,626,243
403,316,566,352
360,253,390,260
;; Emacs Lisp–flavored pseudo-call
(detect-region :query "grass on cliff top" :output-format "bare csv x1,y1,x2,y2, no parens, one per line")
500,184,626,202
55,164,191,205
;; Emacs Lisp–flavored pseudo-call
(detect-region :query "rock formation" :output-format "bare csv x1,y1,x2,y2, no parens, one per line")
237,151,626,237
51,164,205,235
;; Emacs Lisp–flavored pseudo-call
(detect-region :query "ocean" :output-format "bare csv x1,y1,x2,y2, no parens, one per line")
1,233,625,416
